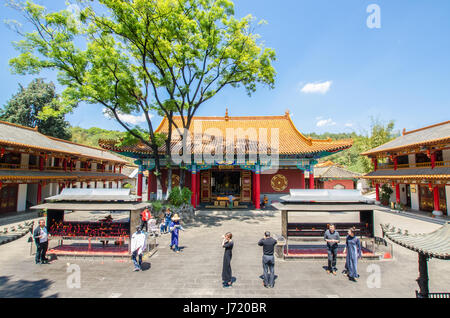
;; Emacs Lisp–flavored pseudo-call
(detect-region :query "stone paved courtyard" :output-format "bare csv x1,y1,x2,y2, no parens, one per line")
0,209,449,298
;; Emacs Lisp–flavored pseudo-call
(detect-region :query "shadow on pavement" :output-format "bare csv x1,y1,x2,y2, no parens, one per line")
183,213,278,230
0,275,57,298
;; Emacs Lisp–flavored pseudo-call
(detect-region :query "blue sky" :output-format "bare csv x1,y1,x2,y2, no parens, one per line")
0,0,449,135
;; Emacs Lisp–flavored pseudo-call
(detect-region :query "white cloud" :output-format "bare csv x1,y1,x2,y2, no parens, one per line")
103,109,150,125
345,123,354,127
300,81,332,94
316,118,336,127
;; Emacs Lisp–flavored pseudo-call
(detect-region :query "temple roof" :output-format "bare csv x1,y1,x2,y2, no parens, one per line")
0,169,127,182
314,164,361,179
362,121,450,156
381,222,450,260
0,121,128,164
99,111,353,157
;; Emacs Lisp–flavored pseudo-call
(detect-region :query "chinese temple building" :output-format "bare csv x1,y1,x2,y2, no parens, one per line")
0,121,129,215
362,120,450,216
99,110,353,209
313,160,361,190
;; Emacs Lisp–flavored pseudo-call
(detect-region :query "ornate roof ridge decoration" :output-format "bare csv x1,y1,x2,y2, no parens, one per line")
361,120,450,156
100,112,353,156
381,222,450,260
0,121,128,164
315,160,338,168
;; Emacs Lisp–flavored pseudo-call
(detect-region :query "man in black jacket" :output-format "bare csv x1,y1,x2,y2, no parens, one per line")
258,231,277,288
33,219,49,264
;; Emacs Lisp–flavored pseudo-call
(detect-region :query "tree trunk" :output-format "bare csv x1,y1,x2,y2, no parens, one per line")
179,165,185,188
166,166,172,200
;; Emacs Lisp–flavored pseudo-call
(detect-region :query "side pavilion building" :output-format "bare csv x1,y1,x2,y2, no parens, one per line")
99,110,353,209
361,120,450,216
0,121,129,215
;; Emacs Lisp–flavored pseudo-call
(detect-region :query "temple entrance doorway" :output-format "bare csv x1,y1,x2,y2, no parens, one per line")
212,170,241,197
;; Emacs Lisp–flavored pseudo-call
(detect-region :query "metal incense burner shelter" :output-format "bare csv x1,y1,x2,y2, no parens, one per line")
31,188,153,258
272,189,390,259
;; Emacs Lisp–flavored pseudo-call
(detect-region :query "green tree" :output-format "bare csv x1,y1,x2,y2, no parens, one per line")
8,0,276,194
311,118,398,174
70,126,125,147
0,78,71,140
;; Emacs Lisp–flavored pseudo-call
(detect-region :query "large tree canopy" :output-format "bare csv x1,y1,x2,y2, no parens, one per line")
0,78,71,140
8,0,276,191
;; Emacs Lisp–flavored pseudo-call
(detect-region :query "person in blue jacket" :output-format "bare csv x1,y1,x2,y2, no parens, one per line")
169,214,184,253
163,208,172,234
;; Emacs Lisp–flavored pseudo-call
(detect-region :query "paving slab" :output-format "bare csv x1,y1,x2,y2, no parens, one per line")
0,209,449,298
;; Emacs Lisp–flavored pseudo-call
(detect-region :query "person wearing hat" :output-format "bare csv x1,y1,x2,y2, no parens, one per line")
169,214,184,253
131,226,147,271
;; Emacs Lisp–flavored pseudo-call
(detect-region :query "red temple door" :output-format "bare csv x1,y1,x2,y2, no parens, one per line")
0,184,18,214
241,170,252,202
201,170,211,202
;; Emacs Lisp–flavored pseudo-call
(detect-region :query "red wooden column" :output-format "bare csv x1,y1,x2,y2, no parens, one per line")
39,156,44,171
137,166,143,202
395,183,401,203
37,183,42,204
433,186,442,215
309,172,315,189
372,157,378,171
255,165,261,209
375,183,380,202
251,171,255,204
300,170,305,189
197,171,201,205
147,170,152,201
191,165,197,208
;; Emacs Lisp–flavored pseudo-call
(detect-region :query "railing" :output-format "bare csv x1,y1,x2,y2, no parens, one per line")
0,163,119,173
416,290,450,298
377,160,450,170
0,163,25,169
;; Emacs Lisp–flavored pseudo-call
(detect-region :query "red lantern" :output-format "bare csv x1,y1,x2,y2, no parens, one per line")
428,183,433,191
0,148,4,158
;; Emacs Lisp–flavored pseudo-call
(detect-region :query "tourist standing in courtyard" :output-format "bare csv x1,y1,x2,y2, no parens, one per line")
140,207,152,232
163,208,172,234
169,214,184,253
343,227,362,281
258,231,277,288
221,232,234,288
131,226,147,271
33,219,49,264
324,224,340,275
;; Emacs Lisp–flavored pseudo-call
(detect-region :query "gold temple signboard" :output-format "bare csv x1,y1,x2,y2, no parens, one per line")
218,165,235,170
